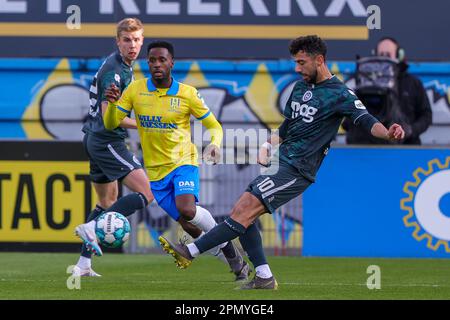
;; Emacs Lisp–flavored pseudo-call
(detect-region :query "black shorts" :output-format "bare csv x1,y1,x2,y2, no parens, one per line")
246,161,312,214
83,132,142,183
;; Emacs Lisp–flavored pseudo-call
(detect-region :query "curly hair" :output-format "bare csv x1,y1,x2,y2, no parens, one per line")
289,35,327,60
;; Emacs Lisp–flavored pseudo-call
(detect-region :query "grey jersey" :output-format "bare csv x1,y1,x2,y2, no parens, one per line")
82,51,134,139
278,76,379,180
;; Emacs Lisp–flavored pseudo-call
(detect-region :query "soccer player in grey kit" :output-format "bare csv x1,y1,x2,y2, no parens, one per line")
159,35,405,289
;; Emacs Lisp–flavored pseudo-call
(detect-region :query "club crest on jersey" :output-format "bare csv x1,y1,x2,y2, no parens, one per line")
169,98,181,112
114,73,121,84
302,90,313,102
291,101,318,123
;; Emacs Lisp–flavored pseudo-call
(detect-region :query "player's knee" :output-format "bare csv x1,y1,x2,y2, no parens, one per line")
178,218,202,238
230,203,253,228
177,205,196,220
230,205,243,219
99,196,116,209
96,190,117,207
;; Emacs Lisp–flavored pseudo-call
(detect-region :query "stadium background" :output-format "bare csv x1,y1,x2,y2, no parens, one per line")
0,0,449,260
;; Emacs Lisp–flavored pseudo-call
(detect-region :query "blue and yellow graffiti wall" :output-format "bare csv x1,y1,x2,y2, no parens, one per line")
1,58,449,144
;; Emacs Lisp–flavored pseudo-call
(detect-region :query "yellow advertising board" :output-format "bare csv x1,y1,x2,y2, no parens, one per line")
0,160,96,243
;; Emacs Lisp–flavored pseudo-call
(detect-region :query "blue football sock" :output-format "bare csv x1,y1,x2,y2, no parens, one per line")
80,205,104,259
239,222,267,268
106,192,148,217
195,218,246,254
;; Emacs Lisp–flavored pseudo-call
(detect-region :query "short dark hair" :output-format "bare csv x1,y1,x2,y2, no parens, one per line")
147,40,174,58
289,35,327,59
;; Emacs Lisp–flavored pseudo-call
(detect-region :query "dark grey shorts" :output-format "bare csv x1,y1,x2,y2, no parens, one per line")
246,161,312,214
83,133,142,184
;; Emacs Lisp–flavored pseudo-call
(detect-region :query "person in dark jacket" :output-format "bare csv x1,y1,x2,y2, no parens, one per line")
344,37,432,145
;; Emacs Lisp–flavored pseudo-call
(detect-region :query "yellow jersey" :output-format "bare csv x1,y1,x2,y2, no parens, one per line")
104,78,222,181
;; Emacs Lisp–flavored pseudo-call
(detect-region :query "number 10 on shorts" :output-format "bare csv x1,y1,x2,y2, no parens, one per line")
257,177,275,192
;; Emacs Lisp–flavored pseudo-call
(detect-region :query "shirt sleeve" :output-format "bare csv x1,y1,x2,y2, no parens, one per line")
98,70,121,103
103,81,134,130
201,112,223,148
189,88,211,120
336,89,379,132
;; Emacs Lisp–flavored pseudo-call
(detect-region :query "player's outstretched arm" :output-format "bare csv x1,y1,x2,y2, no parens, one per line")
371,122,405,141
103,101,121,130
103,83,133,130
102,101,137,130
118,117,137,129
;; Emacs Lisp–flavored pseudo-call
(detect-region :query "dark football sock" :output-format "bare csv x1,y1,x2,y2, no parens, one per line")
220,240,245,274
87,205,105,222
106,192,148,217
220,241,237,259
239,222,267,268
195,218,246,254
80,205,104,259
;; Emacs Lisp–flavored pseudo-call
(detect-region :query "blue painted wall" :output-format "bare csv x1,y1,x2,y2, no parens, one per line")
303,147,450,258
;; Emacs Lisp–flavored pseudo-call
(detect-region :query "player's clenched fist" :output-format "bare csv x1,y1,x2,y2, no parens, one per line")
387,123,405,141
105,83,121,103
203,144,221,165
257,142,272,167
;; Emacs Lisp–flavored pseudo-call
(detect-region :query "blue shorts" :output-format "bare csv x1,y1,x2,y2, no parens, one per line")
150,165,199,221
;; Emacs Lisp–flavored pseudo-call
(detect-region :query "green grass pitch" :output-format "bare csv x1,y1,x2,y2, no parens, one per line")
0,252,449,300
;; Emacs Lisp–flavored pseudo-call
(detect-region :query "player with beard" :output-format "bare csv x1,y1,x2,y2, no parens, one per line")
158,35,405,289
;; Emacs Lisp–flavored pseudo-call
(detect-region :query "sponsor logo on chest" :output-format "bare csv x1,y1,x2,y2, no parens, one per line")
138,115,177,129
291,101,318,123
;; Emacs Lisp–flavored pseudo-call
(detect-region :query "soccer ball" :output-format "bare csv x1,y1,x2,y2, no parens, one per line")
95,211,131,248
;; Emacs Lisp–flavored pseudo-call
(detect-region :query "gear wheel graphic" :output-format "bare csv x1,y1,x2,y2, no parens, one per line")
400,157,450,253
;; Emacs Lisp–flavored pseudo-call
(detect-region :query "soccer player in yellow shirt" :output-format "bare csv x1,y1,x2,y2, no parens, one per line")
104,40,249,281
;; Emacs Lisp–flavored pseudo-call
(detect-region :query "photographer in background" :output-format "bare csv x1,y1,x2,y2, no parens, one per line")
344,37,432,145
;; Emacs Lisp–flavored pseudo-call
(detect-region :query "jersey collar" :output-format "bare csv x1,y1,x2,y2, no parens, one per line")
114,51,134,68
310,74,337,88
146,77,180,96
